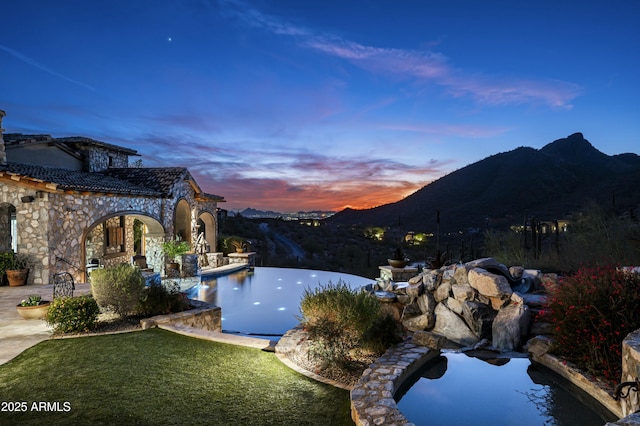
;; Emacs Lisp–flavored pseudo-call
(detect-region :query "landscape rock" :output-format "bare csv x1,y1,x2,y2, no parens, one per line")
402,312,435,331
445,297,463,315
405,281,424,298
492,303,531,351
434,280,452,303
453,265,469,285
432,303,479,347
416,292,436,315
423,271,441,292
468,268,513,299
411,330,448,349
525,335,554,357
509,266,524,279
462,300,497,339
451,283,475,302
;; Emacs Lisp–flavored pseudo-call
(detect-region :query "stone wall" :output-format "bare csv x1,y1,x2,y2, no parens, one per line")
620,329,640,416
139,301,222,332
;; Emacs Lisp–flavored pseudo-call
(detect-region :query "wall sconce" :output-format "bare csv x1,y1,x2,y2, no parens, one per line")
21,195,35,203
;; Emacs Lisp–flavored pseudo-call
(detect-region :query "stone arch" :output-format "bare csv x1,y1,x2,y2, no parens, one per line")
197,211,217,253
174,198,192,246
0,202,17,252
80,211,164,282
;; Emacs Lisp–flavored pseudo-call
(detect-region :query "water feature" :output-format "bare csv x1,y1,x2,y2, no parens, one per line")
396,351,617,426
183,266,374,337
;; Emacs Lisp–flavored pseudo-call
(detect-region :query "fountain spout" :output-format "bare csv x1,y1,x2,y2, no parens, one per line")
613,379,639,401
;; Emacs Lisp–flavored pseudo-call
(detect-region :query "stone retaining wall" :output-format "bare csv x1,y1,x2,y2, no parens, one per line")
139,301,221,332
620,329,640,417
350,341,439,426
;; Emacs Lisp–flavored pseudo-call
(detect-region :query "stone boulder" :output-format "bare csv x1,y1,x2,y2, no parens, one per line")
462,300,497,339
423,270,441,292
432,303,479,347
451,283,476,302
412,330,448,349
403,312,435,331
417,292,437,316
434,279,452,303
468,268,512,300
492,303,531,351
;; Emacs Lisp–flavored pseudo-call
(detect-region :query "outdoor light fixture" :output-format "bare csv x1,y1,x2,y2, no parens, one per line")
20,195,35,203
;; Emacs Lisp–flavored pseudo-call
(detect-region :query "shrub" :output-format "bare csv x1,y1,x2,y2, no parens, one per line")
91,263,145,317
299,280,403,368
137,280,191,316
544,265,640,384
45,295,100,334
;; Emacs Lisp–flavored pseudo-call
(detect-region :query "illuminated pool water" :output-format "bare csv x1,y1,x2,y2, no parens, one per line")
184,266,374,337
396,351,616,426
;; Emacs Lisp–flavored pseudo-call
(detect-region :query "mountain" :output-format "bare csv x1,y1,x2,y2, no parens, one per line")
328,133,640,233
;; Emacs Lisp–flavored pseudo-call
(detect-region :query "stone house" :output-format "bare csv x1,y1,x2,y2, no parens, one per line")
0,110,224,285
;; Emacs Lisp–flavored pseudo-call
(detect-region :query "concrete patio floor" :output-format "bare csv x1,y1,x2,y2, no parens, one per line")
0,282,91,365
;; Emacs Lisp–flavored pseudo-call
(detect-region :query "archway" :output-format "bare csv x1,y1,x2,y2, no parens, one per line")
174,199,192,246
81,212,164,282
197,211,217,253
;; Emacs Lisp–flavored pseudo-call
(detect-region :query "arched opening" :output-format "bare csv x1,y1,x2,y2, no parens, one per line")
174,199,192,246
196,211,217,253
0,203,17,252
82,212,164,282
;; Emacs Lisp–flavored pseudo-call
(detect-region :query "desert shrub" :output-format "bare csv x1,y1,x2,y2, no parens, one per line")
137,280,191,316
483,205,640,274
45,295,100,334
299,280,403,368
544,265,640,384
91,263,145,317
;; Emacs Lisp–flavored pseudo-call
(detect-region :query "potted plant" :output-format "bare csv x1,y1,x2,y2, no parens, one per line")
230,239,247,253
388,246,409,268
161,239,190,277
5,252,30,287
16,294,50,320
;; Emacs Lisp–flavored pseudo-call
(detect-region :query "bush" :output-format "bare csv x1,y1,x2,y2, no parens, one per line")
91,263,145,317
544,265,640,384
45,295,100,334
136,281,191,316
299,280,403,368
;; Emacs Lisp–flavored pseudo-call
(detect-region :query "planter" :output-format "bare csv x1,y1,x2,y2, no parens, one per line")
387,259,408,268
166,262,181,278
7,269,29,286
16,302,50,320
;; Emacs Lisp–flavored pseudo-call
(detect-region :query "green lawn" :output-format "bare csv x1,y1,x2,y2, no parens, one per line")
0,329,353,425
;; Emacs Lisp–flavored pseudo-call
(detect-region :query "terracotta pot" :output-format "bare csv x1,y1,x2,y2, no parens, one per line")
7,269,29,287
235,248,244,253
16,302,50,320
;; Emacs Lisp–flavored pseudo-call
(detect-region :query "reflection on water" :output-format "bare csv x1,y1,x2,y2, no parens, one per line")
184,267,373,337
396,352,616,426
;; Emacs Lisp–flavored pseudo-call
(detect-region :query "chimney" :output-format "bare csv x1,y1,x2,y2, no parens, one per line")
0,109,6,165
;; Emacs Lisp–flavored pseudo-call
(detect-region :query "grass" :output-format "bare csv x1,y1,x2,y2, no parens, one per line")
0,329,353,425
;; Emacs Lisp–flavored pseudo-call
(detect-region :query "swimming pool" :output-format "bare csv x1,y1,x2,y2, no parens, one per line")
184,266,374,337
395,351,616,425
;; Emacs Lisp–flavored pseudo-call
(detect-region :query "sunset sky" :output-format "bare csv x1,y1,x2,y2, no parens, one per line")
2,1,639,212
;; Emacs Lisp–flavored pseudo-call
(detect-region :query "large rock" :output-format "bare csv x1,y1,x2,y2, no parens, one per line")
451,283,475,302
406,281,424,299
417,292,437,315
434,280,452,303
403,312,435,331
453,265,469,285
432,303,479,347
445,297,463,315
525,335,554,357
462,301,496,339
465,257,502,270
492,303,531,351
468,268,513,300
423,270,441,292
412,330,448,349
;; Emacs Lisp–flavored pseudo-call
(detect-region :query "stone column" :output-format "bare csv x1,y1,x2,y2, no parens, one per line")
0,109,6,164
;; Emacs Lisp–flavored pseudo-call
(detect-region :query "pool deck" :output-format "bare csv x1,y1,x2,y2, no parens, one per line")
0,263,260,366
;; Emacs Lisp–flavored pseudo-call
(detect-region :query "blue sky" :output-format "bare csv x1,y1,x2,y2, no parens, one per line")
1,0,639,212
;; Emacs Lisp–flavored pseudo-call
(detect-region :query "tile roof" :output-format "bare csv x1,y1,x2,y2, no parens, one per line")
0,163,227,199
4,133,138,155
